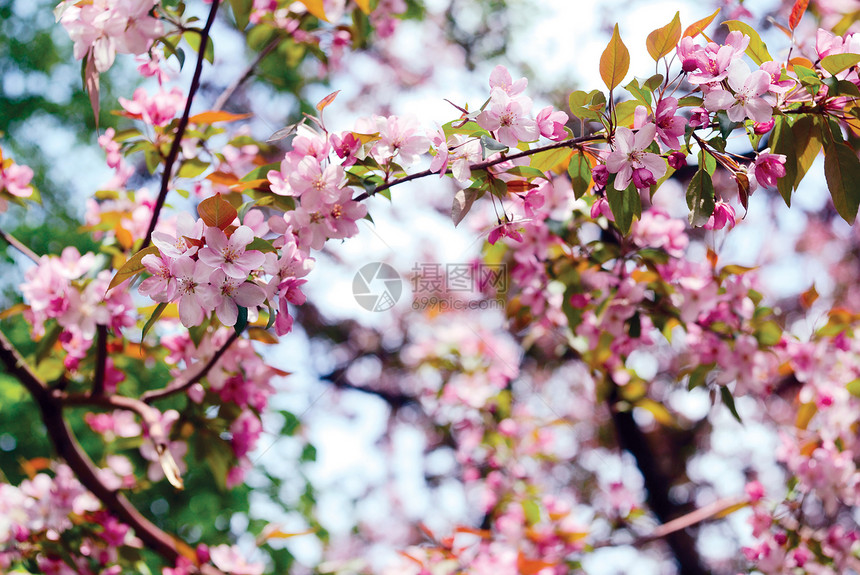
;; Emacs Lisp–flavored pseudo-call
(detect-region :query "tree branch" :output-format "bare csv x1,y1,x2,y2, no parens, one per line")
353,134,604,202
608,379,710,575
91,324,108,397
141,330,239,403
141,0,220,250
211,37,280,113
0,331,224,575
0,227,40,263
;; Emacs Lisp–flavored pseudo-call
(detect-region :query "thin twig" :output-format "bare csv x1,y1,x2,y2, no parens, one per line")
141,331,240,403
141,0,220,250
353,134,604,202
0,227,40,263
0,331,224,575
212,37,281,112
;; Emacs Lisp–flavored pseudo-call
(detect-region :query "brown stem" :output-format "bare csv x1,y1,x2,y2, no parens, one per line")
608,379,710,575
353,134,605,202
211,37,281,112
141,0,220,250
0,331,224,574
0,227,40,263
141,331,239,403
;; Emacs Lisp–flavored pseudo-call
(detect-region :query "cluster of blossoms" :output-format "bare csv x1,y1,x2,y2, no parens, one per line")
56,0,163,73
0,149,34,213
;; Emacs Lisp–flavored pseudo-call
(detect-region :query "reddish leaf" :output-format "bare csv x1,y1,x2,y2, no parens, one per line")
198,193,238,230
506,180,539,194
646,12,682,61
789,0,810,31
206,171,241,186
316,90,341,112
683,8,720,38
189,110,252,124
85,50,100,131
298,0,328,21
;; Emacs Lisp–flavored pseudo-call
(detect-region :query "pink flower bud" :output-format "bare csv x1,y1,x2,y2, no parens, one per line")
689,107,710,128
592,164,609,186
753,119,775,134
632,167,657,189
668,151,687,170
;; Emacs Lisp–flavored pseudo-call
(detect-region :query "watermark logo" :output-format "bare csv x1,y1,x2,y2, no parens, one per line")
352,262,403,312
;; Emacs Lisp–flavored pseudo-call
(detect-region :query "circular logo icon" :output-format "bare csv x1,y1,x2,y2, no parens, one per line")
352,262,402,312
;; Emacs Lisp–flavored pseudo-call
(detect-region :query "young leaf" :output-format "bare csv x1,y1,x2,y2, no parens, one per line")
230,0,252,30
722,21,773,65
107,245,160,292
821,53,860,76
298,0,328,21
141,302,168,341
824,140,860,224
316,89,341,112
479,135,508,159
683,8,720,38
600,24,630,91
686,169,716,227
646,12,682,61
189,111,252,124
789,0,810,30
720,386,743,424
624,79,652,107
198,193,238,230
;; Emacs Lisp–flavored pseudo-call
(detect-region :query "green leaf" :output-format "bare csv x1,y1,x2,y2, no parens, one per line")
770,116,797,206
686,169,715,227
624,79,651,107
141,302,168,341
241,162,281,181
606,182,641,234
643,74,664,92
847,378,860,397
567,151,592,199
821,53,860,76
792,115,823,190
754,320,782,346
183,30,215,64
230,0,253,30
522,499,541,526
600,24,630,91
479,135,509,159
614,100,640,127
177,158,210,178
720,386,743,424
529,147,574,174
108,245,160,291
824,140,860,224
246,237,277,253
569,90,605,121
646,12,681,61
234,306,249,334
721,20,772,65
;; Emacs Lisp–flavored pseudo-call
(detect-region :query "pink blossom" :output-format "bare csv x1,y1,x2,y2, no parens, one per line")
536,106,568,141
605,125,666,191
172,256,218,327
371,115,431,166
429,126,450,177
668,151,686,170
291,124,330,160
590,197,614,221
488,221,524,245
689,107,710,128
591,164,609,187
632,209,688,257
119,87,186,127
230,411,263,458
476,88,539,147
754,150,787,188
489,64,528,96
331,131,361,166
198,226,266,279
703,61,774,123
635,97,685,149
0,162,34,198
209,270,266,327
289,156,344,207
139,254,178,303
704,201,737,230
687,31,749,85
209,544,264,575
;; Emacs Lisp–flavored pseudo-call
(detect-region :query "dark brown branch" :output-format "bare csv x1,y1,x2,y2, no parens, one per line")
0,227,40,263
211,37,281,112
91,324,108,397
141,331,240,403
608,379,710,575
353,134,605,202
141,0,220,250
0,331,224,575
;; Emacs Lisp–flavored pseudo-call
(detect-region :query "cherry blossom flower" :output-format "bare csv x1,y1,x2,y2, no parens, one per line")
489,64,527,96
605,124,666,191
172,256,218,327
476,88,538,147
754,150,787,188
198,226,266,279
635,97,685,149
289,156,345,207
704,201,737,230
488,221,524,245
209,270,266,327
209,544,264,575
704,61,774,123
119,87,185,127
535,106,569,141
373,115,432,167
1,162,34,198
